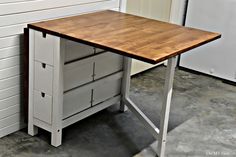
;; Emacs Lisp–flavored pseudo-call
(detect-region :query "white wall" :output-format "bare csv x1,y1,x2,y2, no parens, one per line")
0,0,121,138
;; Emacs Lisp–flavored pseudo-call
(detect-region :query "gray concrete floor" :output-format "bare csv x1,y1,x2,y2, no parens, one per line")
0,65,236,157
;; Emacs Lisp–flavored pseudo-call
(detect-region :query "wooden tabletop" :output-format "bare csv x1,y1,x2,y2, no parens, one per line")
28,10,221,64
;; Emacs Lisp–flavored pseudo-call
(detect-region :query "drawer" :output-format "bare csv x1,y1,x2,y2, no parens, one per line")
65,40,94,62
94,52,123,80
34,61,53,95
64,60,93,91
33,90,52,124
34,31,54,65
93,79,121,105
63,88,92,119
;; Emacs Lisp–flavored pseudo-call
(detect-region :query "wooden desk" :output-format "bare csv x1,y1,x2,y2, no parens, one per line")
28,10,220,156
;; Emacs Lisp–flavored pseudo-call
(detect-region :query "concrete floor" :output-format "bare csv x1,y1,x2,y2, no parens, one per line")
0,65,236,157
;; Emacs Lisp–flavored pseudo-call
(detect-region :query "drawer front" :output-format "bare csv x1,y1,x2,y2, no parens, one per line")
34,31,54,65
65,40,94,62
94,52,123,80
93,79,121,105
64,60,93,91
33,90,52,124
63,88,92,119
34,61,53,95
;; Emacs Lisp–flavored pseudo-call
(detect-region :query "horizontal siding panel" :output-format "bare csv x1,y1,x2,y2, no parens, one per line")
0,122,24,138
0,0,119,27
0,0,119,37
0,95,20,110
0,104,20,119
0,35,20,49
0,113,21,129
0,75,20,89
0,24,24,38
0,65,21,80
0,56,20,70
0,0,36,4
0,0,112,15
0,85,20,100
0,46,21,59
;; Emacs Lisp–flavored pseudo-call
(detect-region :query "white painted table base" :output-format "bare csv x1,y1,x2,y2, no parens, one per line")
28,29,176,156
121,57,176,157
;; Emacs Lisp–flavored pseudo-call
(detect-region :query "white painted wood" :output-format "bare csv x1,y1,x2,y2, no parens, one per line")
28,29,38,136
0,85,20,100
95,48,105,54
158,57,176,157
63,95,121,128
34,61,53,95
0,75,20,90
33,118,52,132
0,0,36,4
0,24,25,38
66,71,123,95
34,31,54,66
0,95,20,110
0,122,24,138
180,0,236,82
63,88,91,119
33,90,52,124
51,37,65,147
119,0,127,12
65,41,94,63
0,46,20,60
64,61,93,91
0,56,20,70
0,113,21,129
0,0,119,38
93,79,121,105
0,104,20,119
170,0,187,25
0,35,20,49
94,52,123,80
120,57,131,112
0,66,20,80
0,0,110,15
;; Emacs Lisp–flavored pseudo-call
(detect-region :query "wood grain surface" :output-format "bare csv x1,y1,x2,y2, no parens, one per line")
28,10,221,64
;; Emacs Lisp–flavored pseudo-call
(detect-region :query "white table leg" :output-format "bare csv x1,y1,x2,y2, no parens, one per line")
51,37,65,147
158,57,176,157
120,57,132,112
121,56,176,157
28,29,38,136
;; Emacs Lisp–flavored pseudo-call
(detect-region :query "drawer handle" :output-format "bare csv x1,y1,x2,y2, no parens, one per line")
41,92,45,98
42,63,46,69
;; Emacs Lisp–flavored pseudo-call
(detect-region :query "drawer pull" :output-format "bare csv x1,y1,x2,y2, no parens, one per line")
41,92,45,98
42,63,46,68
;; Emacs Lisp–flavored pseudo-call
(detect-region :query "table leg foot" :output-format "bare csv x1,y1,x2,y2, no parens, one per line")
120,100,128,112
51,129,62,147
28,125,38,136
